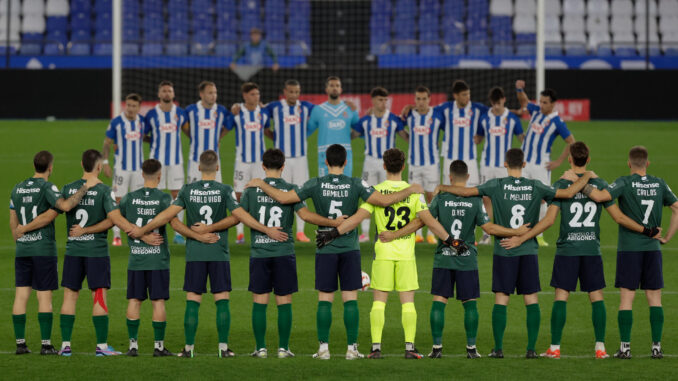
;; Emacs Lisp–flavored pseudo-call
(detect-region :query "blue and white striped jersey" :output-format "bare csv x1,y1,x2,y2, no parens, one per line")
234,104,271,163
477,109,524,168
522,103,571,165
406,108,444,166
144,104,187,166
105,113,144,171
265,100,313,158
436,101,488,161
352,112,404,159
185,101,233,163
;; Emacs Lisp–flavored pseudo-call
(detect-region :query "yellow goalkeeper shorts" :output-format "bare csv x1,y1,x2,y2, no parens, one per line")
371,259,419,292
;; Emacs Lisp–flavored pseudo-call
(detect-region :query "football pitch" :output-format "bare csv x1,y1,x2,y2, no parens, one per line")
0,120,677,379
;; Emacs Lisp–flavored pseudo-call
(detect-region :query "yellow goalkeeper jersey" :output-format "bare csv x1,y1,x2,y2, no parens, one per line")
360,180,428,261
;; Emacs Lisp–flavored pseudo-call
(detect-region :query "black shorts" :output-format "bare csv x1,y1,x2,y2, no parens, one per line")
615,251,663,290
431,268,480,301
127,269,170,301
15,256,58,291
492,254,541,295
183,261,232,294
550,255,605,292
248,255,298,296
61,255,111,291
315,251,362,292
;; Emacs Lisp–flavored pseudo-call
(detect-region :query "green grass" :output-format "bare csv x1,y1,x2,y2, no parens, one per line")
0,120,677,380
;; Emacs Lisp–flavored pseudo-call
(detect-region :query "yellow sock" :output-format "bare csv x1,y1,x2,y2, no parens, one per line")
402,302,417,343
370,301,386,344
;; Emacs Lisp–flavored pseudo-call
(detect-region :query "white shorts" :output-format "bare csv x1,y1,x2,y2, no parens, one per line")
443,158,480,187
113,169,143,199
523,161,551,185
408,163,440,193
233,159,265,193
158,164,185,190
362,156,386,186
281,156,310,186
480,165,508,184
187,160,222,184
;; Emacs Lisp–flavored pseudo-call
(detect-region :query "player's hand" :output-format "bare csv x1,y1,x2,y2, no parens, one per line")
141,233,163,246
266,227,288,242
245,178,264,189
231,103,241,115
102,163,113,178
69,224,86,237
443,236,468,254
515,223,531,236
642,227,662,239
500,236,524,250
378,231,396,243
408,183,425,195
546,159,563,171
515,80,526,90
400,104,414,119
560,169,578,182
330,215,348,227
14,225,25,240
345,100,358,112
85,176,103,189
272,63,280,72
196,232,220,244
316,228,340,249
191,222,211,234
128,226,144,239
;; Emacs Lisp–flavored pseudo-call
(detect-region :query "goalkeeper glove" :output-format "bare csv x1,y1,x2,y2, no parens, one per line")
316,228,340,249
443,236,469,255
642,227,660,237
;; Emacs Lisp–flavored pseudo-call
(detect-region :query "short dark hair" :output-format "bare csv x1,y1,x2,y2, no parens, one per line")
325,144,347,168
198,81,216,92
488,87,505,104
505,148,524,169
199,150,219,172
126,93,142,103
629,145,649,167
383,148,405,174
242,82,259,93
33,150,53,173
452,80,470,94
142,159,162,176
325,76,341,87
540,88,557,102
370,86,389,98
449,160,468,177
158,80,173,90
82,149,102,172
569,141,589,167
263,148,285,170
284,79,300,88
415,85,430,96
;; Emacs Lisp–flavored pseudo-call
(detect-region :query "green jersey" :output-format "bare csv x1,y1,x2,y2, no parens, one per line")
173,180,240,262
551,176,613,256
10,178,62,257
477,176,556,256
608,174,678,252
296,174,375,254
241,178,305,258
120,188,172,270
61,180,118,257
429,193,489,271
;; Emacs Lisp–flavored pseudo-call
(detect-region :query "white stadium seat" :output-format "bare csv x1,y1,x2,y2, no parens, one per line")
513,14,536,33
562,0,585,15
588,31,610,49
544,14,561,33
515,0,536,16
23,0,46,16
562,14,584,33
564,30,586,44
490,0,513,16
635,16,660,42
544,0,561,15
0,13,21,32
22,14,46,33
46,0,69,16
659,0,678,16
0,0,22,14
659,16,678,34
635,0,658,16
611,0,633,16
613,31,635,44
663,30,678,43
545,29,562,43
611,15,633,34
586,14,609,33
586,0,609,16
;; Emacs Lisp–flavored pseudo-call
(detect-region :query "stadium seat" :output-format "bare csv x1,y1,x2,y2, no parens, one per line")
122,13,140,30
659,0,678,16
71,12,92,32
123,42,139,55
217,27,237,41
489,0,512,16
123,28,140,42
562,14,584,34
516,44,536,56
659,16,678,34
394,44,417,55
544,0,561,15
636,0,658,16
564,30,586,44
420,43,440,56
442,0,465,21
564,42,587,55
93,42,111,55
94,0,112,14
44,41,65,54
614,44,638,57
613,31,635,46
20,42,43,54
586,14,609,34
71,29,90,42
69,42,90,55
371,0,391,15
595,44,613,56
46,0,69,16
545,43,563,55
587,0,609,16
513,15,536,34
0,0,21,14
514,0,536,16
96,12,112,29
588,31,611,50
663,31,678,43
22,14,46,34
611,16,633,35
95,28,111,42
122,0,139,14
23,0,46,15
634,17,660,43
468,44,490,56
168,28,188,42
164,42,186,55
142,0,163,13
545,30,562,44
22,32,43,42
288,41,309,55
71,0,90,14
215,41,236,55
46,16,68,32
492,42,513,56
563,0,585,15
611,0,633,16
168,0,188,14
664,45,678,55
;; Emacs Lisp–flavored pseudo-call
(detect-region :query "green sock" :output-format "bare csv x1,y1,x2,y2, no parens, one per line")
184,300,200,346
92,315,109,344
127,318,140,341
216,299,230,343
591,300,606,343
317,301,332,343
492,304,507,350
38,312,53,342
277,303,292,350
618,310,632,343
526,303,540,351
650,306,664,343
550,301,567,345
152,321,166,342
60,314,75,342
12,314,26,342
344,300,359,345
252,303,267,350
430,301,446,346
463,300,478,346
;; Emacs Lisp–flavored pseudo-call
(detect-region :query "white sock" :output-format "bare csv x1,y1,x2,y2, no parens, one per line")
432,344,442,349
236,224,244,236
372,343,381,351
16,339,25,345
113,226,121,239
595,342,605,352
185,344,194,351
347,344,358,351
405,342,414,351
129,339,138,350
219,343,228,352
466,345,476,350
361,219,370,236
42,339,51,345
652,342,661,349
155,341,164,350
550,344,560,351
296,215,305,234
620,342,630,351
61,341,71,349
319,342,329,352
97,343,108,350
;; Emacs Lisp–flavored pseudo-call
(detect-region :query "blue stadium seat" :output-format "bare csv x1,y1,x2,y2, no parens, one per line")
596,45,613,57
565,44,587,56
168,13,189,30
22,33,44,42
515,33,536,43
420,0,441,13
168,0,188,14
71,12,91,32
143,13,164,30
419,14,439,33
94,0,112,14
468,44,490,56
264,19,285,37
96,12,112,29
44,42,66,55
20,43,43,55
289,27,310,43
46,17,68,33
144,27,164,42
466,15,488,33
192,0,215,15
264,0,285,19
166,42,188,55
420,44,441,56
516,44,536,56
615,46,638,57
443,0,465,20
192,14,215,33
46,30,68,45
122,13,141,30
215,41,237,55
492,42,514,56
394,0,417,16
394,44,417,55
443,27,464,45
95,28,112,42
71,29,91,42
123,43,139,55
288,41,309,56
420,30,439,41
168,29,189,41
468,31,488,43
123,28,140,42
492,30,513,42
69,43,90,55
217,27,237,41
216,0,237,14
142,42,163,55
269,41,285,55
93,43,112,55
664,47,678,56
371,0,391,15
142,0,163,14
239,0,261,17
71,0,91,14
288,0,310,15
545,44,563,55
122,0,140,15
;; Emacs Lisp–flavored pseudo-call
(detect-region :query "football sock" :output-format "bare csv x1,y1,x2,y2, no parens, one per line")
401,302,417,344
152,321,166,349
591,300,606,343
317,301,332,343
12,314,26,343
216,299,230,344
429,301,446,346
127,318,140,344
618,310,632,343
551,301,566,346
595,342,605,352
92,315,109,345
344,300,359,345
38,312,53,343
278,303,292,350
60,314,75,343
252,302,267,350
236,224,244,236
370,301,386,344
360,219,370,237
184,300,200,346
463,300,478,346
113,225,121,239
405,342,415,351
491,304,507,350
219,343,228,352
296,216,305,234
650,306,664,343
526,303,540,351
